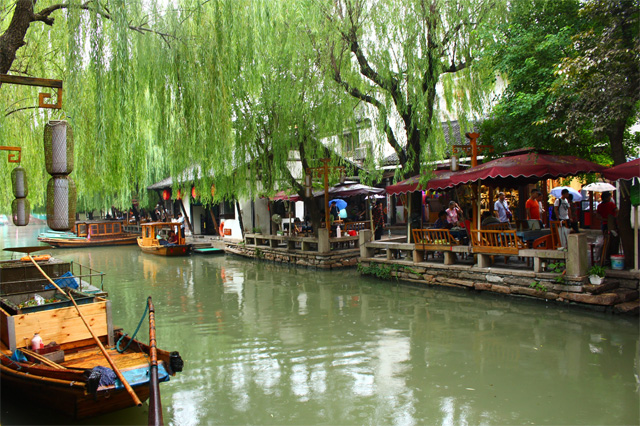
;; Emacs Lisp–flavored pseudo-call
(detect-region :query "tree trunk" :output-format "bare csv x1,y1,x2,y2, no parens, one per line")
608,120,634,266
0,0,36,75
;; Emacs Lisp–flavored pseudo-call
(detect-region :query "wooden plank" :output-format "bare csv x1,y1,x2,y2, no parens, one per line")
0,75,63,88
12,301,108,348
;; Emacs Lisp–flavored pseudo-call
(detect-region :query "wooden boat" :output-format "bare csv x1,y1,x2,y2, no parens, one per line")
38,220,139,248
193,247,224,254
0,249,184,420
137,222,191,256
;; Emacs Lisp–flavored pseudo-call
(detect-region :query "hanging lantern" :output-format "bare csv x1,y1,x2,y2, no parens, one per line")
44,120,74,175
210,184,216,198
11,198,30,226
46,176,76,231
11,166,28,198
176,189,182,200
304,174,312,198
191,186,198,199
162,189,171,201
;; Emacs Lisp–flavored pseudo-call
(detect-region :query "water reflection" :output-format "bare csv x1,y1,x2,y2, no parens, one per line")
0,225,638,425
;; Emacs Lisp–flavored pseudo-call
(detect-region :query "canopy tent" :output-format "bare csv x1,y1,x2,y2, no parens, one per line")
325,183,385,197
386,170,453,195
602,158,640,181
444,152,606,187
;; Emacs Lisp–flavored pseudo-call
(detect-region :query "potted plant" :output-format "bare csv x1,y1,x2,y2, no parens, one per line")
588,265,606,285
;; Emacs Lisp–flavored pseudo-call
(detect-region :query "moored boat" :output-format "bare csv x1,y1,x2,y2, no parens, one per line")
137,222,191,256
38,220,139,248
0,248,184,420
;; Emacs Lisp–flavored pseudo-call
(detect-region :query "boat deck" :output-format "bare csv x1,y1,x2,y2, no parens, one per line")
62,346,150,370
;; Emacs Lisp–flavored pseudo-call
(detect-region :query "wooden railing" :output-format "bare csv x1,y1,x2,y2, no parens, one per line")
470,229,525,255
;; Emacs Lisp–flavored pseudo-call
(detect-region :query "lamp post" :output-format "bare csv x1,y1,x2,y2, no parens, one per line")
306,158,345,232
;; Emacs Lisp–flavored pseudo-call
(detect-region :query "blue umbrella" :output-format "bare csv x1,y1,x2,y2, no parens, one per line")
329,199,347,210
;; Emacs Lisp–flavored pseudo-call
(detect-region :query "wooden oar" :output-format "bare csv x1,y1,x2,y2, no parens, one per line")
19,348,66,370
27,255,142,406
147,296,164,426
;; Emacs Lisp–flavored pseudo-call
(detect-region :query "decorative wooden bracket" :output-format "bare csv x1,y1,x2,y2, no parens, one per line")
0,75,63,109
0,146,21,163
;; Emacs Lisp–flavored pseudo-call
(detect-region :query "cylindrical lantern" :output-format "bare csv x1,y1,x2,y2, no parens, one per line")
176,190,182,200
451,155,459,172
44,120,74,175
191,186,197,199
11,166,28,198
211,184,216,198
162,189,171,200
11,198,30,226
46,176,76,231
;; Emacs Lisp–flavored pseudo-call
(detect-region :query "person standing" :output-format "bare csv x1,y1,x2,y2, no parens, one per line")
372,201,385,240
329,201,340,221
553,188,572,249
595,191,618,235
525,189,542,230
176,212,185,238
445,201,463,226
493,192,511,223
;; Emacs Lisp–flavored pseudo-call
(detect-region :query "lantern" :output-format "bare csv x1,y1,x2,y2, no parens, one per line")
162,189,171,200
191,186,197,199
11,166,28,198
176,190,182,200
46,176,77,231
44,120,74,175
11,198,30,226
210,184,216,198
304,174,312,198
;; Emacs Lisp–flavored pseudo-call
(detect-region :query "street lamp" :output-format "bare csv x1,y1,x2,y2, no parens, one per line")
305,158,346,231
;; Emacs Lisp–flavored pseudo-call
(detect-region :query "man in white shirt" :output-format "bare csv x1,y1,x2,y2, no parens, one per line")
553,188,571,249
493,192,510,223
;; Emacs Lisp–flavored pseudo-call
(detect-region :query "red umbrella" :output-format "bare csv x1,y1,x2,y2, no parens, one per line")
447,152,605,186
602,158,640,181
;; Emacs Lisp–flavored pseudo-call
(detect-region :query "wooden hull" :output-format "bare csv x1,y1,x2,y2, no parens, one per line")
38,235,139,248
138,239,190,256
0,364,151,419
0,332,177,420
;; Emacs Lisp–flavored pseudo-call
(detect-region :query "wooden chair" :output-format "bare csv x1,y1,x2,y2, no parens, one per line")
531,221,561,250
412,228,461,264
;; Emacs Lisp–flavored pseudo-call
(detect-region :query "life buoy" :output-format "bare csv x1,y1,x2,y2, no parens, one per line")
21,254,51,262
219,222,224,236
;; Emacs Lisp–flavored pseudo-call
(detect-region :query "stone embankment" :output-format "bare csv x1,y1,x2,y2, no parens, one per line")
225,243,359,269
358,258,639,315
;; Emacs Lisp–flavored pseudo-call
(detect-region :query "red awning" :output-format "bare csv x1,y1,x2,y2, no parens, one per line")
386,170,452,195
270,191,301,202
446,153,605,187
602,158,640,181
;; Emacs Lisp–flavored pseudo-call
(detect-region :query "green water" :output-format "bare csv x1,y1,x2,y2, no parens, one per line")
1,225,639,425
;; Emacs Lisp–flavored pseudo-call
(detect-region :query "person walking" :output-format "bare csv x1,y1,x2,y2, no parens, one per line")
553,188,572,249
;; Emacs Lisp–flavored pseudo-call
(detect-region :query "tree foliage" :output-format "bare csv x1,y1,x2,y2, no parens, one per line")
311,0,506,178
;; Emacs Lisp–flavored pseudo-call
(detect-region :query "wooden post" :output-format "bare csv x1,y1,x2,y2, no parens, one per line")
147,297,164,426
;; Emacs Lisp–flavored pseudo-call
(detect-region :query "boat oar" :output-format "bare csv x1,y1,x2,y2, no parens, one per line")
147,296,163,426
27,255,142,407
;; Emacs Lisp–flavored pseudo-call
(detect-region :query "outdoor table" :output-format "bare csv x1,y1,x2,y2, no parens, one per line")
516,229,551,246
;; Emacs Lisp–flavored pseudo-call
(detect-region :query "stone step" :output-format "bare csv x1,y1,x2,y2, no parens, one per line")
613,300,639,315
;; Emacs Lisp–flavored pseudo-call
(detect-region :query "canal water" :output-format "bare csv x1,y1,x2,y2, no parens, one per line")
1,224,639,425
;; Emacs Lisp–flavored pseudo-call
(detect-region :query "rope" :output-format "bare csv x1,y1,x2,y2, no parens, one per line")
116,302,149,353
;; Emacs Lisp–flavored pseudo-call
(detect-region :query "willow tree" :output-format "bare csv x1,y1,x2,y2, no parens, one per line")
0,0,237,212
308,0,505,180
212,0,360,230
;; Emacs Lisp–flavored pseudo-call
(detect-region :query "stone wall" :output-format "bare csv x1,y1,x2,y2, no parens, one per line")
358,258,639,315
226,243,359,269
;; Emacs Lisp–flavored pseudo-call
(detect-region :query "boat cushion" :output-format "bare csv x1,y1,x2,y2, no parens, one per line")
115,363,170,389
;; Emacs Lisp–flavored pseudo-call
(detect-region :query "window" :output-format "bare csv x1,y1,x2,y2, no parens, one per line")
341,131,360,154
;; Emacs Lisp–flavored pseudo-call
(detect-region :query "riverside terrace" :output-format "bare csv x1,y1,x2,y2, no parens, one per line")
224,227,639,315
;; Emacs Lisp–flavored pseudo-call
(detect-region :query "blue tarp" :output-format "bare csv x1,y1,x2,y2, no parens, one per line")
45,271,79,290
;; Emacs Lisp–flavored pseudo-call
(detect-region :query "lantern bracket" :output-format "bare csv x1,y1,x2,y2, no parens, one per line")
0,146,21,163
0,75,63,110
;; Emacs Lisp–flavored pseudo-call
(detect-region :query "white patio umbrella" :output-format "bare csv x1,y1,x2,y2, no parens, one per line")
550,186,583,201
582,182,616,192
